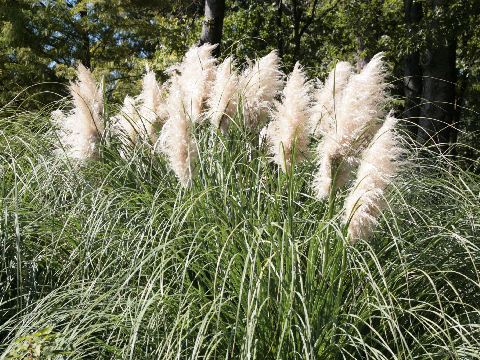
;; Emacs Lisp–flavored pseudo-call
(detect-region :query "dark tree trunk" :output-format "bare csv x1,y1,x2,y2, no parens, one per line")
417,0,457,149
198,0,226,57
403,0,422,133
292,0,301,59
277,0,283,60
79,10,91,68
417,42,457,148
356,36,369,71
449,69,467,157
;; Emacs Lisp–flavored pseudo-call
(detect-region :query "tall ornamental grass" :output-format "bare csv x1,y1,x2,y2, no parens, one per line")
0,49,479,359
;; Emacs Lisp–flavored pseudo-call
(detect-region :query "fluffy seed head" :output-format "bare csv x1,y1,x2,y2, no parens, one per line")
313,53,389,198
206,56,239,131
173,43,218,123
159,75,197,186
267,62,312,172
55,63,104,159
335,53,389,149
310,61,353,137
343,114,402,240
113,95,140,144
239,51,283,128
138,70,167,143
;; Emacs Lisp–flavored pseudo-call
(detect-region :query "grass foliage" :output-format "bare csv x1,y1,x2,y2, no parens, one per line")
1,103,480,359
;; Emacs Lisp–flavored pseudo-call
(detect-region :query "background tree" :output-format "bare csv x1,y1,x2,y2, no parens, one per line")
403,0,422,132
198,0,226,56
0,0,201,107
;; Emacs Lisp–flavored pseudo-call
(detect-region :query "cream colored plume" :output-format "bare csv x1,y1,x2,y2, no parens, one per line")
239,51,283,128
206,56,239,131
173,43,217,123
113,95,140,144
267,62,312,172
343,114,402,240
54,63,104,159
310,61,353,137
159,76,197,186
138,69,167,143
313,53,389,198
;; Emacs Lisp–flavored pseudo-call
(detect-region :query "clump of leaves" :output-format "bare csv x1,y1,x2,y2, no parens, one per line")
6,328,71,359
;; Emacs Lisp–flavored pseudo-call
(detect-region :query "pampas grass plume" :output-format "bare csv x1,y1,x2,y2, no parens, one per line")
174,43,217,123
343,114,402,240
138,69,167,143
267,62,312,172
335,53,389,147
239,51,283,128
310,61,353,137
159,76,197,186
55,63,104,159
206,56,239,131
114,95,140,144
313,53,389,198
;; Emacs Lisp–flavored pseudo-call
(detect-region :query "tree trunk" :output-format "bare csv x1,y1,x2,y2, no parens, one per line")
403,0,422,133
417,0,457,149
292,0,301,60
198,0,226,57
356,36,369,71
417,42,457,148
277,0,283,60
79,10,91,68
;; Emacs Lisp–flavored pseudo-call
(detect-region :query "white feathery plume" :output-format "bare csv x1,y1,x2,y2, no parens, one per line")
159,75,197,186
54,63,104,159
267,62,312,172
310,61,353,137
335,53,389,148
138,69,167,143
206,56,239,131
313,53,389,198
239,51,283,128
343,114,402,240
113,95,140,144
173,43,218,123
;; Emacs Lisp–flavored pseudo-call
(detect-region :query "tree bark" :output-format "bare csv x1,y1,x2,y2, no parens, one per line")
277,0,283,60
198,0,226,57
356,36,369,71
79,10,91,69
403,0,422,133
417,43,457,148
417,0,457,149
292,0,301,59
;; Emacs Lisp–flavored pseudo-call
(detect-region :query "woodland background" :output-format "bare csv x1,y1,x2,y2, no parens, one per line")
1,0,479,161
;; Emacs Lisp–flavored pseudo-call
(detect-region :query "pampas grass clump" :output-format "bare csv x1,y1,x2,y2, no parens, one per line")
267,62,312,172
206,56,239,131
313,53,389,198
239,51,283,128
343,114,402,240
53,63,104,159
